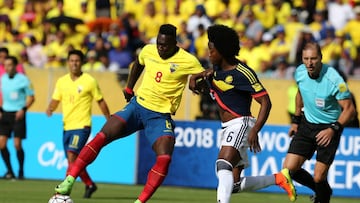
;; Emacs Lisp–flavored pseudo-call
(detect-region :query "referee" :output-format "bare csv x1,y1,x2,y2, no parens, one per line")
283,42,356,203
0,56,35,179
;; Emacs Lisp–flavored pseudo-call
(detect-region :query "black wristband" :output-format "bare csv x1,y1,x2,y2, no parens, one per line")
330,121,343,133
0,106,3,113
22,106,27,111
291,115,302,124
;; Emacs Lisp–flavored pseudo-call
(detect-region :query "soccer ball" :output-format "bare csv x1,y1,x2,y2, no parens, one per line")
48,194,74,203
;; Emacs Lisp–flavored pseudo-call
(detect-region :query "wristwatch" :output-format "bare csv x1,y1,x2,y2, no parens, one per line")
330,122,342,132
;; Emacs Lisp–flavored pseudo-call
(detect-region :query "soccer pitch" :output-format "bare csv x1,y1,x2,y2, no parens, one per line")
0,179,359,203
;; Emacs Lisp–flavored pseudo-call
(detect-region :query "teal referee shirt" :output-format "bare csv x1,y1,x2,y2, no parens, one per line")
1,73,34,112
295,64,351,124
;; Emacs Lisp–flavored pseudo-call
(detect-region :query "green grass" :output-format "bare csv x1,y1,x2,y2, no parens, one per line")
0,179,359,203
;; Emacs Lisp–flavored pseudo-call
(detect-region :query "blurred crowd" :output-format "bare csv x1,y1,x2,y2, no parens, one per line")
1,0,360,81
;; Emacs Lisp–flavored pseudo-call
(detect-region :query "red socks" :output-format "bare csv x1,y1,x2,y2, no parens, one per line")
68,132,106,178
68,162,93,186
138,155,171,203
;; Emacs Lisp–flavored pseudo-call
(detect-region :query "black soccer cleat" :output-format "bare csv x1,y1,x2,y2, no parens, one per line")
84,184,97,198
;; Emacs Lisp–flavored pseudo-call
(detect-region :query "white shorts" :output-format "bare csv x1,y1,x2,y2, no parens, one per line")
220,116,256,168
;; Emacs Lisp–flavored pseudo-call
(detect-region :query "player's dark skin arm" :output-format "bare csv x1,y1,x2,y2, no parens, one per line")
248,93,272,153
126,58,145,90
123,58,145,102
189,68,214,94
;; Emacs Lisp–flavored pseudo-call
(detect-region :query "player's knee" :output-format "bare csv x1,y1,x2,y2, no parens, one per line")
154,154,171,174
216,159,233,172
313,174,326,183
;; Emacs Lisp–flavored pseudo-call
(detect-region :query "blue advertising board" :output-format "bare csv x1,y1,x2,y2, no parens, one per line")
0,112,137,184
137,120,360,198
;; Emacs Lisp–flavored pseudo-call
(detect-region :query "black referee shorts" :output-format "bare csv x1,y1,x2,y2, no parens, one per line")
0,111,26,139
288,119,341,165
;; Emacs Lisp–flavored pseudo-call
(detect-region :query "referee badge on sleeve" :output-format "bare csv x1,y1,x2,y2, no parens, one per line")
338,83,348,93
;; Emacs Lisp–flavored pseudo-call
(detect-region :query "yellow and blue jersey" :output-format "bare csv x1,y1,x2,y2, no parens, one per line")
295,64,351,124
52,73,103,130
136,44,204,114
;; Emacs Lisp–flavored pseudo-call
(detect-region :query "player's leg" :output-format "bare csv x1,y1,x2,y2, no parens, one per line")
231,155,294,196
216,147,237,203
66,149,97,198
282,122,319,201
281,152,308,201
136,137,174,203
0,112,15,179
290,168,315,191
55,116,132,195
135,111,175,203
217,117,250,203
0,135,15,179
313,162,332,203
312,131,339,203
14,116,26,179
14,137,24,179
55,101,139,195
232,168,289,193
65,128,97,198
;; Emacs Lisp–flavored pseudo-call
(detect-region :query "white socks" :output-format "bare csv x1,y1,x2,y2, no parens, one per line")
235,175,275,192
217,169,233,203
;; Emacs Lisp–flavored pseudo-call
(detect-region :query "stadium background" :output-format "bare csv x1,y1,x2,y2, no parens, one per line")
0,68,359,198
1,0,360,200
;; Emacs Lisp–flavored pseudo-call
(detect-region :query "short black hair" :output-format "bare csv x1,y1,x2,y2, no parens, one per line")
5,55,18,66
0,47,9,55
68,49,85,62
159,24,177,37
207,24,240,58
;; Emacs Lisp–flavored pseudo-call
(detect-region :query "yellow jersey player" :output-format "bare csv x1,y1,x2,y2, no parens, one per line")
54,24,204,203
46,50,110,198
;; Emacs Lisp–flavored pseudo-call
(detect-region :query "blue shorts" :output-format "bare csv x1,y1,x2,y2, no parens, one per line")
63,127,91,155
114,97,175,145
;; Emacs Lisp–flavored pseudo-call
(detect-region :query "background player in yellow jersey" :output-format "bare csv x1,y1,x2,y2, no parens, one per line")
46,49,110,198
54,24,204,203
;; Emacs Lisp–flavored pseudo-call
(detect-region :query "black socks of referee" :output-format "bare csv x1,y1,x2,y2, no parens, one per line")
315,180,332,203
17,148,24,177
1,148,14,175
290,168,316,191
290,169,332,203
